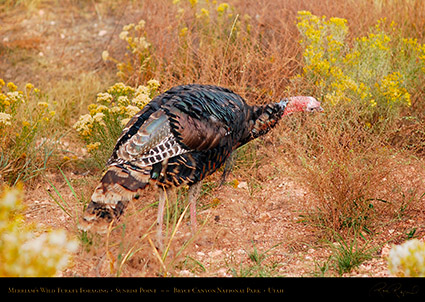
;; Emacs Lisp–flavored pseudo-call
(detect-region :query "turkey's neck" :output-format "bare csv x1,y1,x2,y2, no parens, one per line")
238,101,287,148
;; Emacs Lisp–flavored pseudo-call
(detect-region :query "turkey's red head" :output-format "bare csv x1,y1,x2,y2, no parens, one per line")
282,96,323,116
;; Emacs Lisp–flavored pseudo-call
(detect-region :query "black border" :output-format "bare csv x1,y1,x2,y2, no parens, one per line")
2,277,425,300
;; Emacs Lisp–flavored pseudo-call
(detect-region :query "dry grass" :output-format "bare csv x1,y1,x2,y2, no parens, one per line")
278,103,425,235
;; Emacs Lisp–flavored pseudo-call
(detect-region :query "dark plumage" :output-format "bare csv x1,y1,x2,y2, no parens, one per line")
81,84,322,236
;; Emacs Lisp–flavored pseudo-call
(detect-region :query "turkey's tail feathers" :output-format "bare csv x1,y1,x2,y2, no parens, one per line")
80,164,150,233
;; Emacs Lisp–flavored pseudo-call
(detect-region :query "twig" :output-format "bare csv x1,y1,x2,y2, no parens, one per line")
218,14,240,85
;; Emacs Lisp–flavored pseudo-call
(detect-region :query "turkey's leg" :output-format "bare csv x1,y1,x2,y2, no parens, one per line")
220,152,235,186
188,181,202,233
156,187,167,249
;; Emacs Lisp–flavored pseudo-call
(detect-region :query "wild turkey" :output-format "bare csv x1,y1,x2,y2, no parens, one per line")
80,84,322,239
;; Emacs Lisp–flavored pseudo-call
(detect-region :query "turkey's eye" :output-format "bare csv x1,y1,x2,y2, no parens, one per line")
307,104,324,113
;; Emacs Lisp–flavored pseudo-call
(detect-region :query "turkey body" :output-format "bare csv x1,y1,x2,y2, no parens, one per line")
82,84,288,230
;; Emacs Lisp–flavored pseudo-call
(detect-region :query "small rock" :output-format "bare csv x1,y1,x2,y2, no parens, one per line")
238,181,248,189
381,243,391,259
196,251,206,258
179,270,193,277
258,212,271,222
217,268,230,277
209,250,223,258
98,30,108,37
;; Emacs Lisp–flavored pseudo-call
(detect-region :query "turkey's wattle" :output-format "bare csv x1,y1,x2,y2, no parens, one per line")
80,84,322,240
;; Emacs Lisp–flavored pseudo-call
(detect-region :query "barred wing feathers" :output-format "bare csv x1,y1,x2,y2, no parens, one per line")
81,84,255,231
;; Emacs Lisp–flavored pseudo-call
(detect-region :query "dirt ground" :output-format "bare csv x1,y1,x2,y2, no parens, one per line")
2,2,425,277
25,148,419,277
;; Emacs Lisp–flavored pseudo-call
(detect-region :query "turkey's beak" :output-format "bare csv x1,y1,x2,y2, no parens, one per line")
307,104,324,113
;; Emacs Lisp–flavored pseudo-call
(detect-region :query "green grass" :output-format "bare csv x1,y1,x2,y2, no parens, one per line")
325,228,380,275
227,241,283,277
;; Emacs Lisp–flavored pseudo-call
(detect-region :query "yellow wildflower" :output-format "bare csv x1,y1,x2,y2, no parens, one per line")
147,79,160,90
92,112,106,126
135,85,149,96
0,186,78,277
73,114,94,136
110,106,122,114
329,17,347,28
101,50,109,62
0,79,5,87
121,118,131,126
135,20,146,31
88,103,98,111
25,83,34,91
388,239,425,277
7,82,17,92
179,27,188,37
0,94,10,107
86,142,101,153
6,91,23,104
133,36,150,50
95,105,109,113
132,92,150,108
118,95,129,105
125,105,141,117
37,102,49,109
107,82,134,95
217,2,229,13
377,72,411,107
122,23,135,32
0,112,12,126
119,30,129,41
297,10,312,17
197,8,210,19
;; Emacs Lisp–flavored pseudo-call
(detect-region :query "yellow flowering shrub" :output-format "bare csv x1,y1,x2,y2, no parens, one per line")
296,11,425,126
0,185,78,276
103,0,251,85
0,80,56,185
102,19,153,83
174,0,250,50
73,80,160,166
388,239,425,277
